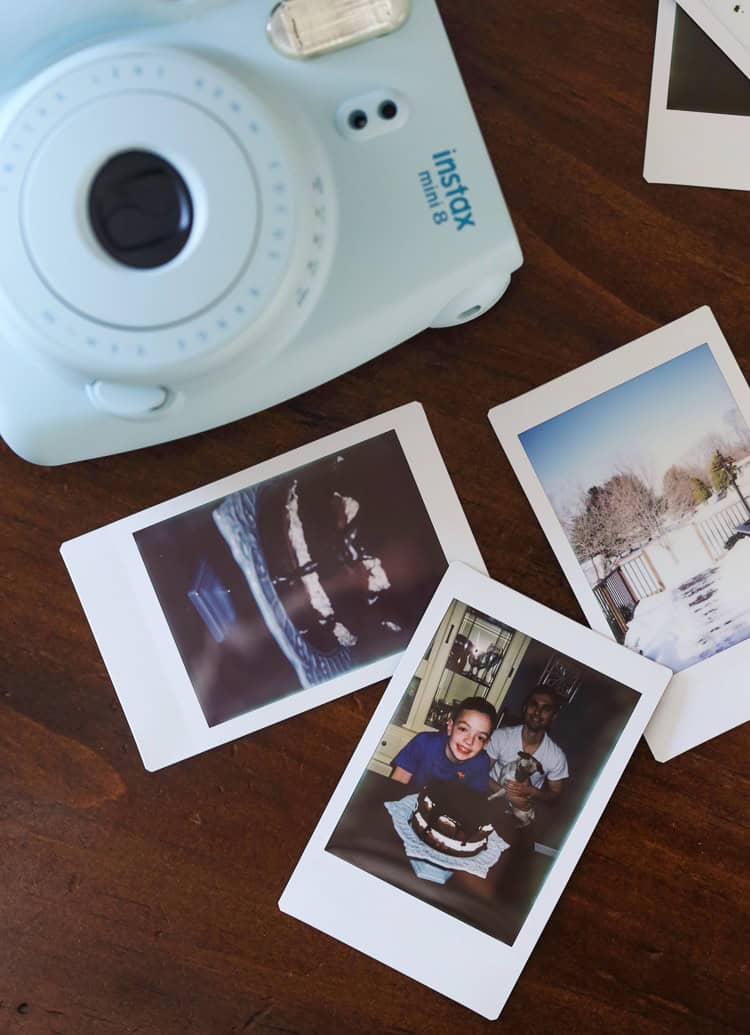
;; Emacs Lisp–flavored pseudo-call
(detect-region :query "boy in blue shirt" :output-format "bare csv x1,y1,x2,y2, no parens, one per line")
389,697,497,793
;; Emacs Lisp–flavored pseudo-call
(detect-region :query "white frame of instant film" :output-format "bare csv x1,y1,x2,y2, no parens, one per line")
61,402,485,771
644,0,750,191
489,306,750,762
279,562,670,1020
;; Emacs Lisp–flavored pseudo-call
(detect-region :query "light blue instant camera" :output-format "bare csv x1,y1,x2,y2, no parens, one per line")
0,0,522,464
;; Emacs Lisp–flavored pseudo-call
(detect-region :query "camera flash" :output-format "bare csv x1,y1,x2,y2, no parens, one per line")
267,0,411,58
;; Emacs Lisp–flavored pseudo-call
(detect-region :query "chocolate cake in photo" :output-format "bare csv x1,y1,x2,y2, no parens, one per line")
212,431,447,688
410,779,494,858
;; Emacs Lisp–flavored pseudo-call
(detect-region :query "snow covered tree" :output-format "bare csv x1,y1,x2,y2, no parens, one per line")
709,449,733,493
690,477,711,504
709,450,750,518
567,486,615,564
605,470,666,547
663,465,697,515
567,470,666,568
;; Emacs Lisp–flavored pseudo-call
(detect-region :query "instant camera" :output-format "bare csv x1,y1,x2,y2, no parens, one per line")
0,0,522,464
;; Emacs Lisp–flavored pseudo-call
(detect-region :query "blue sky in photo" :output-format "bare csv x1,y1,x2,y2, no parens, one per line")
520,344,747,517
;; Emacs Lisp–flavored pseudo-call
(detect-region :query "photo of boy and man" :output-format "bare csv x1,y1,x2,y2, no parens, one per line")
390,690,566,805
327,598,639,944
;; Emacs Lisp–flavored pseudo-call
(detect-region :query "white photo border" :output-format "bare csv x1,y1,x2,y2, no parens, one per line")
644,0,750,191
61,402,486,771
279,561,670,1020
488,306,750,762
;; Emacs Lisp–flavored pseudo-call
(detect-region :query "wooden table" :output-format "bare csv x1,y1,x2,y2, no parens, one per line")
1,3,748,1032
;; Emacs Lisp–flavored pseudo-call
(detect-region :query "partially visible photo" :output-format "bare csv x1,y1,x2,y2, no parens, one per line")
645,0,750,191
667,4,750,116
519,344,750,672
326,598,639,945
134,431,447,726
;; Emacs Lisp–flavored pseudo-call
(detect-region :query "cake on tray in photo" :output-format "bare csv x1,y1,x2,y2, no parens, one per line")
410,779,494,858
212,432,447,687
258,454,401,655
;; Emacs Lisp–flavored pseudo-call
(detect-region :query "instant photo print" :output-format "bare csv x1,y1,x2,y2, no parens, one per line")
489,306,750,762
279,562,670,1019
644,0,750,189
61,403,485,771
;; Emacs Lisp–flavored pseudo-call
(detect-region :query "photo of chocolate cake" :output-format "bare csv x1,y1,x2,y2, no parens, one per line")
410,779,494,858
211,431,447,689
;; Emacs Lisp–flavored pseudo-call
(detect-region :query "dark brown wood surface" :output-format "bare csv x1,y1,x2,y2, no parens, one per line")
2,3,748,1032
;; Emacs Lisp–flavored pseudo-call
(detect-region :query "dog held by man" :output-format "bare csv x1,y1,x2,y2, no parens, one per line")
486,687,569,827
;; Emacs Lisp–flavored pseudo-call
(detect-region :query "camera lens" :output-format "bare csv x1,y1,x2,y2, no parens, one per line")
348,109,368,130
88,150,193,270
378,100,398,120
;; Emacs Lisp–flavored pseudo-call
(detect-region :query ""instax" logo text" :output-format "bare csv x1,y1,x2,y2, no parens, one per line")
418,150,476,230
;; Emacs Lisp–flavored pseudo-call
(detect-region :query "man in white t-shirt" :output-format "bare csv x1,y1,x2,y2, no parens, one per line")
486,687,569,817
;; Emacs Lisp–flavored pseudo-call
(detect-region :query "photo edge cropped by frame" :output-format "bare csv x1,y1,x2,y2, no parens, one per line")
60,402,487,772
677,0,750,81
644,0,750,190
278,561,672,1020
487,307,750,763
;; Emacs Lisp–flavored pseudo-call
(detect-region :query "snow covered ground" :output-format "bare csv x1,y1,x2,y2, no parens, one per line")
625,537,750,671
642,523,715,588
580,466,750,590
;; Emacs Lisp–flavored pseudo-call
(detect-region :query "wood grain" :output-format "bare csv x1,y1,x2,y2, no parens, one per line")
1,3,748,1032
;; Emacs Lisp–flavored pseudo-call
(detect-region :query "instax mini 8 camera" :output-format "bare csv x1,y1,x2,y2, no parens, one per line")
0,0,522,464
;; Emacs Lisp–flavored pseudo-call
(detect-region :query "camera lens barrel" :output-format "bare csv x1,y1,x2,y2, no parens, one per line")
0,45,337,381
88,150,193,270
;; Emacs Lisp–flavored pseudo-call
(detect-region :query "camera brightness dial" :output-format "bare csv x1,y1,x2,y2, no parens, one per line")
0,44,335,382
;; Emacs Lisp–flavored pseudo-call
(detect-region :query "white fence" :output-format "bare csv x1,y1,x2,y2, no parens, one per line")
619,551,664,600
695,500,750,561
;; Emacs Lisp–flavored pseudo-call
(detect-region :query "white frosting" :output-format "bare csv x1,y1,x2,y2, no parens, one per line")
286,482,312,567
301,571,333,618
285,481,357,647
334,491,360,524
412,807,487,855
363,556,390,593
333,622,357,647
438,815,457,830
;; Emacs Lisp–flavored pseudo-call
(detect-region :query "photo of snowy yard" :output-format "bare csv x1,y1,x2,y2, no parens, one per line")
520,344,750,672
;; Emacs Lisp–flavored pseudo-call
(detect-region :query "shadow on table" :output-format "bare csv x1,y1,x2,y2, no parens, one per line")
326,772,553,945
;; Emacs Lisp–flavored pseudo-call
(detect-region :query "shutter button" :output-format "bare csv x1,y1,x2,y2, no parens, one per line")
87,380,169,417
